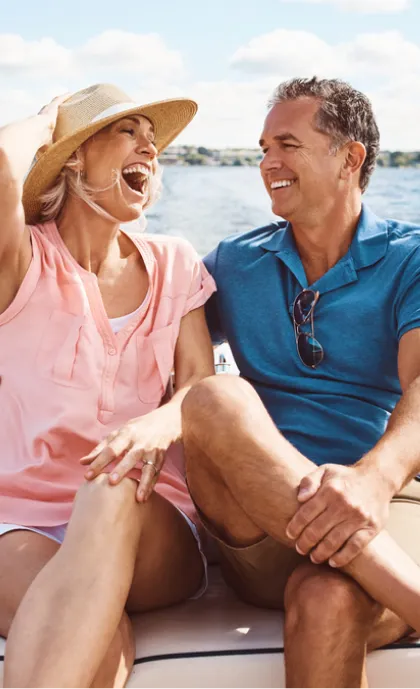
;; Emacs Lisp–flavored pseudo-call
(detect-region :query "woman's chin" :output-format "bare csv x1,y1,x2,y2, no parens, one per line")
110,203,144,223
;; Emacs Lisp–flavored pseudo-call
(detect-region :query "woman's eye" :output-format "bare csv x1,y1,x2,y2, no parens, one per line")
122,128,135,136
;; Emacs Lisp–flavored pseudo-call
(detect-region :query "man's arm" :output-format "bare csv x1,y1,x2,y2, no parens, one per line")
360,328,420,491
286,330,420,568
287,249,420,568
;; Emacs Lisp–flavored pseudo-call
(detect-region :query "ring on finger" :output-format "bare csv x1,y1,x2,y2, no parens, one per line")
142,459,160,476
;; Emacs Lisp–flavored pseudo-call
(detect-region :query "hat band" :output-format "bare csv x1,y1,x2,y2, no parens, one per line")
91,102,141,124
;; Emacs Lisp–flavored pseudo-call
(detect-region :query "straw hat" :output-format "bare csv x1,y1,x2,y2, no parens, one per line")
23,83,197,224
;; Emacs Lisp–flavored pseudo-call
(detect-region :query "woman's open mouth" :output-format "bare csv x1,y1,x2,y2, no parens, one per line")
121,163,150,197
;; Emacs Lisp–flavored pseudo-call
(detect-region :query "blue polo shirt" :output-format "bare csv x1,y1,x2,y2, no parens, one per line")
204,205,420,466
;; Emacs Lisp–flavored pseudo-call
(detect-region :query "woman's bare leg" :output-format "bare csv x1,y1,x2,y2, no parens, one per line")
4,475,143,688
182,376,420,633
0,529,135,688
2,483,204,688
126,492,204,614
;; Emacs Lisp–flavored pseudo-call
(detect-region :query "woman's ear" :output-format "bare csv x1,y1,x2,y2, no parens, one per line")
74,149,85,175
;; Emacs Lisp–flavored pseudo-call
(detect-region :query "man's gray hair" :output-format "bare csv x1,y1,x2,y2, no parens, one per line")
269,77,380,192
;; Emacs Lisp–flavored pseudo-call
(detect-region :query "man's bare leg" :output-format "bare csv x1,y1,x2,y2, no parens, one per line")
283,561,410,688
182,376,420,632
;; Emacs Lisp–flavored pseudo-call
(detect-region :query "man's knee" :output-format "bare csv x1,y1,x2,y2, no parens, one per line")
284,562,380,631
182,375,258,436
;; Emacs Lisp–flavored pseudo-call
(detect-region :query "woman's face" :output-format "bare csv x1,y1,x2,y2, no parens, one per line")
81,114,158,222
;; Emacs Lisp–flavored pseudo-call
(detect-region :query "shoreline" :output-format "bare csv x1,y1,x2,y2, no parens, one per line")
160,146,420,169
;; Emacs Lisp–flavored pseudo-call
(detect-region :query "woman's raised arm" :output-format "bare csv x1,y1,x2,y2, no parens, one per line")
0,95,68,311
0,96,68,253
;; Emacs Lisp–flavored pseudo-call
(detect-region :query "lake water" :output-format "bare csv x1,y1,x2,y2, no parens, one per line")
144,166,420,257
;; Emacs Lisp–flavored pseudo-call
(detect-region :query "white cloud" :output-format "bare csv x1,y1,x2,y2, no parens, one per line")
231,28,420,80
369,76,420,150
2,28,420,151
178,78,280,148
0,31,185,82
227,27,420,149
340,31,420,76
279,0,409,13
76,31,185,81
230,30,340,76
0,34,71,76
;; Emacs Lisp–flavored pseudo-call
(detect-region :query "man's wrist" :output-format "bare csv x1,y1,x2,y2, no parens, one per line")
355,448,405,497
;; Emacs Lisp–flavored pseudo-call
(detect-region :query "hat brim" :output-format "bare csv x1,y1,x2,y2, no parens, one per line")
23,97,197,224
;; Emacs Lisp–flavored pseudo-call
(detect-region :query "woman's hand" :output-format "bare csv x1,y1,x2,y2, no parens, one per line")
81,307,214,502
80,407,178,502
38,93,70,147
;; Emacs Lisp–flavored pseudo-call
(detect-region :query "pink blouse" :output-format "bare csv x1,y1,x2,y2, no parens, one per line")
0,222,216,526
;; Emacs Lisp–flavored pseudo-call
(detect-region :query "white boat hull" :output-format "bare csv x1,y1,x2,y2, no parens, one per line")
1,566,419,687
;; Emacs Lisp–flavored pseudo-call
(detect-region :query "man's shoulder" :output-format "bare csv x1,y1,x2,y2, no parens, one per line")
217,220,287,255
385,217,420,265
386,217,420,243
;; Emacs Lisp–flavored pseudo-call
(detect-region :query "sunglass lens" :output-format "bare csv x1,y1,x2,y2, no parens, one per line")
297,333,324,368
294,290,317,325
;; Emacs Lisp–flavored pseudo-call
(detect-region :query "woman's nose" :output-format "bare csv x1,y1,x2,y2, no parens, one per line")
136,138,157,159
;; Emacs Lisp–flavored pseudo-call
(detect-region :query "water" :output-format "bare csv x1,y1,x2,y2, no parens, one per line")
144,166,420,257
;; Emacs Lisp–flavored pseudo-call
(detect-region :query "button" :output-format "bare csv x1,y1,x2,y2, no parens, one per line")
108,347,117,356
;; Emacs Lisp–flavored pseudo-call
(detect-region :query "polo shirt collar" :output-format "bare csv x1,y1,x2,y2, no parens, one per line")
261,204,389,292
349,204,389,270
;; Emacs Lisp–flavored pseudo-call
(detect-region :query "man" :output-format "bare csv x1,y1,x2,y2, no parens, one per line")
181,77,420,687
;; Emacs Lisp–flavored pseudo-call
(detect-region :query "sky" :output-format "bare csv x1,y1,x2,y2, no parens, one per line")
1,0,420,149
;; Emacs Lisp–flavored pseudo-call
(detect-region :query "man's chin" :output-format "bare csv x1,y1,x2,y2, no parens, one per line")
272,201,292,220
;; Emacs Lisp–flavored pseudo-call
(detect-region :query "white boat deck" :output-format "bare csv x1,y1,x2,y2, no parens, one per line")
2,566,419,687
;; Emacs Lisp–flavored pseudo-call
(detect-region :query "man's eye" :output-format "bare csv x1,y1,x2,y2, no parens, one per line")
283,143,297,149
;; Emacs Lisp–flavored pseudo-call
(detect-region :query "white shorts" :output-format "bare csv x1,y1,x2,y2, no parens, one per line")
0,508,208,599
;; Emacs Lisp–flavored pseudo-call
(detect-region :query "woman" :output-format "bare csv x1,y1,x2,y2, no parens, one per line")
0,83,216,687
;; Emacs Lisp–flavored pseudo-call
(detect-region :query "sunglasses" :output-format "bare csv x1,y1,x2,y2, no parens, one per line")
293,289,324,369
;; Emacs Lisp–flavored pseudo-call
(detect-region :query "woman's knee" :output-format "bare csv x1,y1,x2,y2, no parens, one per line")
71,476,145,549
74,474,138,519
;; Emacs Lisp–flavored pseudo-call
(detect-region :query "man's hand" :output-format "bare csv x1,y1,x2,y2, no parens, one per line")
286,463,395,568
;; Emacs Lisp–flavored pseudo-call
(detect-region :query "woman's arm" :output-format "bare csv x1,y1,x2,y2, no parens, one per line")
160,305,215,438
81,307,215,500
0,95,68,312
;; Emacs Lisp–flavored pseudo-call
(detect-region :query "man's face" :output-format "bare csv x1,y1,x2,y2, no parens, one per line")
259,97,346,222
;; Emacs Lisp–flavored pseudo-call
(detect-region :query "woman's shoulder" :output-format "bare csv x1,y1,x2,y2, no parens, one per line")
27,222,60,251
131,232,202,269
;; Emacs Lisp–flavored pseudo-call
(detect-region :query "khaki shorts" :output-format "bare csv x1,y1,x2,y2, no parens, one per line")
198,478,420,610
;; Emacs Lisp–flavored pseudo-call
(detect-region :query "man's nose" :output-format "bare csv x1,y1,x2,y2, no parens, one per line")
260,154,284,173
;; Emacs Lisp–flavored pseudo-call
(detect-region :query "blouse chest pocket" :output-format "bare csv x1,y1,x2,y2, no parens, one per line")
36,310,89,389
137,324,175,404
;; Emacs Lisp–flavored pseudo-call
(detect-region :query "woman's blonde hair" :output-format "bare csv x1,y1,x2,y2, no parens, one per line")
38,144,162,223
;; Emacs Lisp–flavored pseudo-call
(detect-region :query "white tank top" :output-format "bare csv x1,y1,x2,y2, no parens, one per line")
109,304,143,334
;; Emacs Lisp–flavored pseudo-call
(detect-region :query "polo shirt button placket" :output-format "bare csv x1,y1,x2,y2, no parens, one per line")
108,346,117,356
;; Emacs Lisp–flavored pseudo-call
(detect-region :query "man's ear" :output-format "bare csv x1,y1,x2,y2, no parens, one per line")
340,141,366,182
